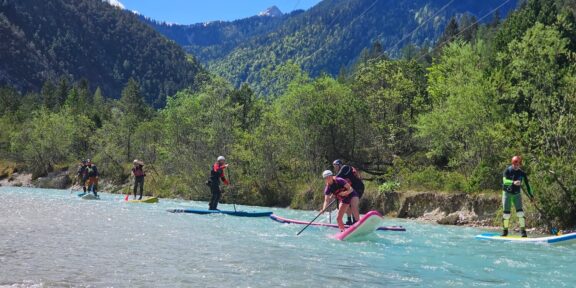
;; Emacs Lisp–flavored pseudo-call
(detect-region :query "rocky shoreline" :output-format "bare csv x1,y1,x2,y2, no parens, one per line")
1,170,539,232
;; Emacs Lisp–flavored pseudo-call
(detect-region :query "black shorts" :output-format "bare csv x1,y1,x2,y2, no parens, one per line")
354,186,364,198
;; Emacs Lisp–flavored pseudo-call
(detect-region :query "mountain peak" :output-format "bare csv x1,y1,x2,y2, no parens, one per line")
258,6,283,18
103,0,124,9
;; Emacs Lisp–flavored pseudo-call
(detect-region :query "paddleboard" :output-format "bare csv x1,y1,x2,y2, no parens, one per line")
127,197,159,203
475,232,576,244
334,210,383,241
270,214,405,231
167,208,272,217
80,193,99,200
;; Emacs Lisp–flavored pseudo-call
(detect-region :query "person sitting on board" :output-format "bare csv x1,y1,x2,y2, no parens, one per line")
333,159,364,225
208,156,229,210
321,170,360,232
132,159,146,200
76,159,89,193
86,159,99,198
501,156,534,237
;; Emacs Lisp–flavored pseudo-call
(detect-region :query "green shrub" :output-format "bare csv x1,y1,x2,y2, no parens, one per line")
378,181,400,193
399,166,468,193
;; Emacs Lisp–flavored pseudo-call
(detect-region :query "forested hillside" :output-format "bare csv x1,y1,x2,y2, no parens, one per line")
143,0,518,95
140,10,302,64
1,0,575,229
0,0,204,106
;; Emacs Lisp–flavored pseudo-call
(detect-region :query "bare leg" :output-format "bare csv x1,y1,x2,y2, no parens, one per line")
337,203,349,231
346,206,352,222
350,197,360,222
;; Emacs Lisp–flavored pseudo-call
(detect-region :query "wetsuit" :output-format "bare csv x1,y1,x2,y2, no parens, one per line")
132,165,145,200
336,165,364,198
324,177,358,205
86,164,99,196
77,164,88,192
208,163,229,210
502,165,533,233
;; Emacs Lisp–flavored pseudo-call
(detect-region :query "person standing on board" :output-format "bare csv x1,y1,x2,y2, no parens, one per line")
86,159,99,197
501,156,534,237
208,156,229,210
76,160,89,193
132,159,146,200
333,159,364,224
321,170,360,232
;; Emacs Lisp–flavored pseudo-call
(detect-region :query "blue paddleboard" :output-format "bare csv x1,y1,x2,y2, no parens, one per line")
77,192,99,200
167,208,272,217
475,232,576,244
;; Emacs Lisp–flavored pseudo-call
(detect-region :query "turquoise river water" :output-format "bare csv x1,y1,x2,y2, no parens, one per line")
0,187,574,287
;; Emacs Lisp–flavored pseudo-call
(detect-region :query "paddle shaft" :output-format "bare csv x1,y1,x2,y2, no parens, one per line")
125,176,134,201
529,197,557,234
227,167,237,212
297,198,337,236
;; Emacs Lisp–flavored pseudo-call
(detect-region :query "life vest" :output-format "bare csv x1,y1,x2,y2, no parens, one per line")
78,165,88,176
338,165,364,191
132,165,145,177
87,165,98,177
351,166,362,180
325,177,349,200
209,163,228,185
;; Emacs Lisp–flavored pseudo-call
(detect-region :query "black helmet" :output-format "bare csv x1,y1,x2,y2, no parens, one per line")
332,159,343,166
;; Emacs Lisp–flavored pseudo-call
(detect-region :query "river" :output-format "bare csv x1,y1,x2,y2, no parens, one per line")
0,187,574,287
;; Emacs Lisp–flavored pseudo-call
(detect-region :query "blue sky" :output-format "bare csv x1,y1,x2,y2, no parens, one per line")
119,0,321,24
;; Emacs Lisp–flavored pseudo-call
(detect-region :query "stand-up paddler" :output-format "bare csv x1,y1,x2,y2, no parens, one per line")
321,170,360,232
132,159,146,200
76,160,89,193
86,159,99,198
208,156,229,210
502,156,534,237
333,159,364,225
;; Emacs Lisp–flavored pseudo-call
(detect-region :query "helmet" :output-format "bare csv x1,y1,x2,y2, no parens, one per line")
81,160,87,164
133,159,139,164
322,170,333,178
86,159,91,163
332,159,343,166
511,156,522,165
217,156,225,162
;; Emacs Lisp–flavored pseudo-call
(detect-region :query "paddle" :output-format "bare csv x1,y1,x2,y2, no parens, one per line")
528,196,558,235
124,176,132,201
69,178,76,194
69,175,81,194
297,198,337,236
227,167,237,212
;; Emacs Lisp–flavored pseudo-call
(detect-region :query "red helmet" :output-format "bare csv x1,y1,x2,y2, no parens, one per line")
511,156,522,165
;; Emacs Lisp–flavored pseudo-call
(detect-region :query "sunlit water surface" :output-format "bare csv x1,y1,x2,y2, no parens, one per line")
0,187,574,287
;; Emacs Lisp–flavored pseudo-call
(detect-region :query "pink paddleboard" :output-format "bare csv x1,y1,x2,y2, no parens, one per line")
269,214,405,231
335,210,383,241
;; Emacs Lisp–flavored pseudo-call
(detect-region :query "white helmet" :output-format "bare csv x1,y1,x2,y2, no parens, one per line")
322,170,333,178
217,156,225,161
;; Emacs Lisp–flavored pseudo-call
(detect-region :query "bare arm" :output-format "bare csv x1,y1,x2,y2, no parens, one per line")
342,183,353,196
322,195,332,211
